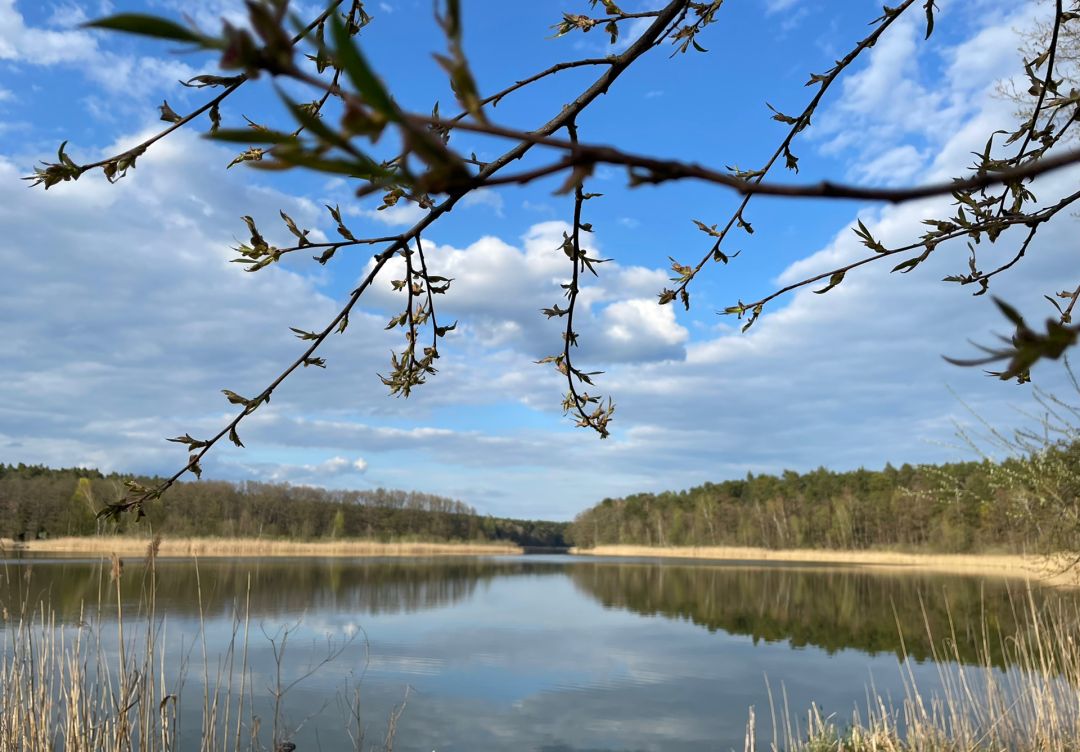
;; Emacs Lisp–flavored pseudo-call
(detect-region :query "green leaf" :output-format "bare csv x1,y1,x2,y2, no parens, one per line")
84,13,204,43
180,74,244,89
813,270,845,294
766,102,799,125
329,14,396,119
281,93,354,150
221,389,252,407
158,100,182,123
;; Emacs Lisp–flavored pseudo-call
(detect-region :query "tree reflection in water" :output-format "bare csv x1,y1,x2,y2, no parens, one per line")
1,554,1068,669
568,560,1065,667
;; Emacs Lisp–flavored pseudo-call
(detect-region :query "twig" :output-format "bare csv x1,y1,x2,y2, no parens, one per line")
78,0,348,174
109,0,693,513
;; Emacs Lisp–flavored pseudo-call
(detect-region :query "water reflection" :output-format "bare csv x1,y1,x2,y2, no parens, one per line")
568,560,1052,666
2,554,1075,751
1,554,1060,669
0,555,567,622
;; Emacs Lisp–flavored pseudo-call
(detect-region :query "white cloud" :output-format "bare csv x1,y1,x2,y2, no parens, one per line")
600,299,688,361
0,0,199,102
147,0,249,30
0,0,97,64
764,0,799,13
263,455,369,482
358,220,688,364
521,200,554,214
1,2,1076,522
0,128,395,474
85,53,199,98
45,2,90,28
848,144,926,185
814,1,1047,180
348,201,427,227
459,188,504,216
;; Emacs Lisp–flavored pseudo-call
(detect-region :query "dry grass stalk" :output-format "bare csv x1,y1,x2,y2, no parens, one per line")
572,545,1080,587
747,591,1080,751
9,536,522,558
0,563,395,751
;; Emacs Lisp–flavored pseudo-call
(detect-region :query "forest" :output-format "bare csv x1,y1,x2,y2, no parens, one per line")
0,463,568,547
4,438,1078,555
568,441,1080,554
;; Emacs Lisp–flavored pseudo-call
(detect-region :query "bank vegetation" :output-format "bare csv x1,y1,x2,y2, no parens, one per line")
569,440,1080,560
0,464,567,548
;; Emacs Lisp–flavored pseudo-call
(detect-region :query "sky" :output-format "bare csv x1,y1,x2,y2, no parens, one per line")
1,0,1077,520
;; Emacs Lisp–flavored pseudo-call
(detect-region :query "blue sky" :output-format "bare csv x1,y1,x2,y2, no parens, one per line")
1,0,1077,519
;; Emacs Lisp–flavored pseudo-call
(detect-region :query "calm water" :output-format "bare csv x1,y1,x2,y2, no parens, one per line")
0,553,1067,751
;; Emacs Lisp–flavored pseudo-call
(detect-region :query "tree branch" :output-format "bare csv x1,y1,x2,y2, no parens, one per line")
103,0,693,515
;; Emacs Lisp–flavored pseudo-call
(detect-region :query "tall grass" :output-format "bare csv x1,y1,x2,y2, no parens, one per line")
0,540,390,752
750,590,1080,751
6,536,522,558
571,544,1080,586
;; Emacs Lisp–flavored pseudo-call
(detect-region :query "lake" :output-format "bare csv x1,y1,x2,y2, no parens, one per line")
0,553,1068,751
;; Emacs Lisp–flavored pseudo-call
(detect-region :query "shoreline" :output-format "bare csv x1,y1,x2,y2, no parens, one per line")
0,536,522,558
5,538,1075,585
569,544,1080,586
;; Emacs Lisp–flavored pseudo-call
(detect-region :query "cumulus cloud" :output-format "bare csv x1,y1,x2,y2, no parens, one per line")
348,201,427,227
261,455,369,482
814,2,1045,179
358,220,688,364
0,128,395,474
1,1,1076,521
848,144,926,185
0,0,97,64
0,0,200,101
459,188,505,216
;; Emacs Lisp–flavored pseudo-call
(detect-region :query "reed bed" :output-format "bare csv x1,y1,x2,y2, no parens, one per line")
5,536,521,558
0,543,386,752
748,591,1080,751
572,545,1080,586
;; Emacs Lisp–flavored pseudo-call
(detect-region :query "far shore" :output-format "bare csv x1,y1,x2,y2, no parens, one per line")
0,536,522,558
570,544,1080,586
6,538,1076,585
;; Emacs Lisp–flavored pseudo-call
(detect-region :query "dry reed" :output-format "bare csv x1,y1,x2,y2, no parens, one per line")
749,590,1080,751
0,551,397,751
6,536,521,558
571,545,1080,587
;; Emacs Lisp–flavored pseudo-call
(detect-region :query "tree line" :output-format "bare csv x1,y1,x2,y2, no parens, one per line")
6,435,1078,555
0,464,568,547
568,442,1080,554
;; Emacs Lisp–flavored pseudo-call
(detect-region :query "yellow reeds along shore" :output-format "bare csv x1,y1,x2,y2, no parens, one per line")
1,536,522,557
749,591,1080,752
0,549,402,752
570,544,1080,587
